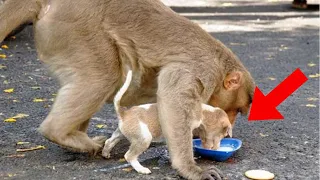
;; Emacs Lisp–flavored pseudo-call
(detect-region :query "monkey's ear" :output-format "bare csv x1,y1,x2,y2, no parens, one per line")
223,71,242,90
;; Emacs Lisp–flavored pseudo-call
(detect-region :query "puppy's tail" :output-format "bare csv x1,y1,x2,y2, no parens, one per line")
114,70,133,118
0,0,42,42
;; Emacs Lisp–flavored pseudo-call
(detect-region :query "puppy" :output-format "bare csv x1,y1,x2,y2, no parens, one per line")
102,70,232,174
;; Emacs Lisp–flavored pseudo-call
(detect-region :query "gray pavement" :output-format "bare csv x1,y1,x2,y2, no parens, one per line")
0,0,319,179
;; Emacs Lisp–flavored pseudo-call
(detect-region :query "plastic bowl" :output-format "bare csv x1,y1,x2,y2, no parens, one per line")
193,138,242,162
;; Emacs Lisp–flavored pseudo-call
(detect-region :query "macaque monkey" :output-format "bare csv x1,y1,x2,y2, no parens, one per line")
102,70,232,174
0,0,254,179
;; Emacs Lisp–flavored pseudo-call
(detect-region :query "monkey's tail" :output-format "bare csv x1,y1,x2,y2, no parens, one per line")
114,70,133,118
0,0,41,42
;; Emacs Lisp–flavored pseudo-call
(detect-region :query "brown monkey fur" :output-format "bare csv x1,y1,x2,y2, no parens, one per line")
102,70,232,174
0,0,255,179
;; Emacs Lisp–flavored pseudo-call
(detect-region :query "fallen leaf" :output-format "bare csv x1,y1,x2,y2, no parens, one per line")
10,36,16,39
307,63,316,67
4,88,14,93
3,80,9,84
118,158,126,163
222,2,233,6
31,86,41,90
52,93,57,96
230,42,246,46
259,133,269,137
7,173,16,177
12,99,19,102
33,98,46,102
16,141,30,145
309,73,320,78
5,154,25,158
267,77,276,81
1,45,8,49
0,54,6,58
122,167,133,172
11,113,29,119
305,104,316,107
307,97,318,101
16,145,46,152
0,64,6,69
4,118,16,122
96,124,105,129
152,167,160,170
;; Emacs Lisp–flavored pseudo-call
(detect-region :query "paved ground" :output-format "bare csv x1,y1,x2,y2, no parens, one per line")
0,0,319,180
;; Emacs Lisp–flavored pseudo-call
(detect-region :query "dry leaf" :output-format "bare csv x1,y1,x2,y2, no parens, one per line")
52,93,57,96
259,133,269,137
31,86,41,90
122,167,133,172
17,141,30,145
16,145,46,152
0,64,6,69
4,88,14,93
96,124,105,129
4,118,16,122
230,42,246,46
11,113,29,119
0,54,6,58
1,45,8,49
307,63,316,67
267,77,276,81
309,74,320,78
33,98,46,102
118,158,126,163
307,97,318,101
7,173,16,177
5,154,25,158
3,80,9,84
10,36,16,39
305,104,316,107
222,3,233,6
12,99,19,102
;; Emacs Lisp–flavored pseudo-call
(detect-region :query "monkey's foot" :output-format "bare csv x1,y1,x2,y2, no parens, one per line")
92,136,108,146
201,166,225,180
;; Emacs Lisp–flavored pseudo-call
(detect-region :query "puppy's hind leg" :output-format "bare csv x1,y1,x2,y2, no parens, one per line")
102,128,124,158
124,122,153,174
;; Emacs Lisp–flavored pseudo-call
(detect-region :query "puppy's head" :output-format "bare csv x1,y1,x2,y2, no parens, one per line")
199,106,232,150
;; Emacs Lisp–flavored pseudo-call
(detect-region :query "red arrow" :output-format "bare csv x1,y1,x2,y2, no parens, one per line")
248,68,308,121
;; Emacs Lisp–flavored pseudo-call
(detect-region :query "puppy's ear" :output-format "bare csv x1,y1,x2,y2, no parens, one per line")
223,71,242,90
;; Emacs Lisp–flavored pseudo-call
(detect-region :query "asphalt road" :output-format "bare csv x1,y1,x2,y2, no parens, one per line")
0,1,319,180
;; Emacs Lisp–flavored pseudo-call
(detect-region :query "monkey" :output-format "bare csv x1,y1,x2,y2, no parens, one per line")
0,0,255,179
101,69,232,174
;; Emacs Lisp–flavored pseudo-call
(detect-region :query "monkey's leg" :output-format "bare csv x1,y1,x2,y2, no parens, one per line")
157,66,224,180
78,119,90,132
38,77,117,154
102,128,124,158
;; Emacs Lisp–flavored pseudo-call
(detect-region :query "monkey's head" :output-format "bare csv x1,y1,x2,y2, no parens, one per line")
199,108,232,150
208,70,255,126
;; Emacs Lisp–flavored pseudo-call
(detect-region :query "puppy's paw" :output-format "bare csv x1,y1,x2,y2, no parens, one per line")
136,167,152,174
101,150,111,159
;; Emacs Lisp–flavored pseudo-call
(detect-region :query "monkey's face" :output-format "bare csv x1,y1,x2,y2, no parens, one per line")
208,71,253,125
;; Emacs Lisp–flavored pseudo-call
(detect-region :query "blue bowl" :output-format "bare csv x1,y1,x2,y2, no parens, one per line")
193,138,242,162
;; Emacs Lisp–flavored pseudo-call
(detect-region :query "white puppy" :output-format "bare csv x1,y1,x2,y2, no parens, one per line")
102,70,232,174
